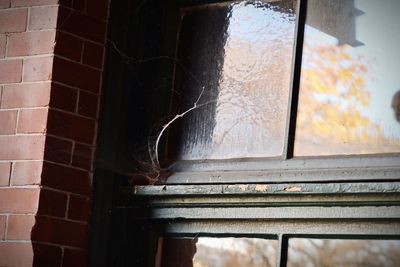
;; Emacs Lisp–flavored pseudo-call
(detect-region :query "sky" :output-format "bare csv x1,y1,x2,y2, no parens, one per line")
305,0,400,139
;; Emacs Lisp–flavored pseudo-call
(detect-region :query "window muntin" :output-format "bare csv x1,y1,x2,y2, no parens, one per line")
91,0,400,266
159,236,400,267
169,0,400,161
164,0,400,184
295,0,400,156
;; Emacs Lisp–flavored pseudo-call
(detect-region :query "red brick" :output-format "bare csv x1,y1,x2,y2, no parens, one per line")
87,0,109,20
7,30,56,56
0,215,5,239
33,243,62,267
52,56,101,93
0,34,6,58
1,82,51,108
0,0,10,9
17,108,48,133
78,90,98,118
23,56,53,82
0,8,27,33
72,143,93,170
0,110,17,134
49,82,77,112
0,135,45,160
7,215,35,240
0,162,11,186
32,216,87,248
68,195,90,221
37,188,67,217
54,31,83,62
47,109,95,144
11,161,42,185
58,7,106,43
29,5,58,30
0,59,22,83
44,135,73,164
11,0,57,7
82,41,103,68
0,188,40,213
63,248,87,267
0,242,33,267
41,162,90,195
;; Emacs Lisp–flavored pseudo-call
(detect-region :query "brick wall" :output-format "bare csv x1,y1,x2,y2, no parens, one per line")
0,0,109,266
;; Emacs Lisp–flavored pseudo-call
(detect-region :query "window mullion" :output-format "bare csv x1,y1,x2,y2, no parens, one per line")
277,234,289,267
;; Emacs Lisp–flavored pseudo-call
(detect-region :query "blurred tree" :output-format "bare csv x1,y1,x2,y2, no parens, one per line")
295,43,400,155
288,239,400,267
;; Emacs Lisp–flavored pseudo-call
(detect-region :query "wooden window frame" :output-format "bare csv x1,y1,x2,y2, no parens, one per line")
89,0,400,266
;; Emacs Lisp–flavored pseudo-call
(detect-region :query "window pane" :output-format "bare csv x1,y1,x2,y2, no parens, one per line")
288,238,400,267
160,237,278,267
295,0,400,156
170,0,296,160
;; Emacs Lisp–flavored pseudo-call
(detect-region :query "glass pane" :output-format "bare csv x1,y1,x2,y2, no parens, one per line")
160,237,278,267
295,0,400,156
288,238,400,267
169,0,296,160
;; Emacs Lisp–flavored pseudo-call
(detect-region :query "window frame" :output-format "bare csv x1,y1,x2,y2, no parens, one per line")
129,0,400,265
127,181,400,266
89,0,400,266
159,0,400,185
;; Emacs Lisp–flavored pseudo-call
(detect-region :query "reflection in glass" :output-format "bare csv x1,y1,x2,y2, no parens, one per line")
171,1,296,160
160,237,278,267
288,238,400,267
295,0,400,156
194,237,278,267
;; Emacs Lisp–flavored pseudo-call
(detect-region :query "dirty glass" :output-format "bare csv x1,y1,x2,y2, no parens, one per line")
194,237,278,267
160,237,278,267
287,238,400,267
169,0,297,160
294,0,400,156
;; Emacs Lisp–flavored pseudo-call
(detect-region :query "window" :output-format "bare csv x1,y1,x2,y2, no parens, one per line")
91,0,400,266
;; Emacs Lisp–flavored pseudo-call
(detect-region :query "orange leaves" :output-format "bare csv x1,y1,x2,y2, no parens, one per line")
295,43,388,154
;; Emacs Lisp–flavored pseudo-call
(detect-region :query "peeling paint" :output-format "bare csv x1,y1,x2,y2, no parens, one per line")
238,184,249,191
255,184,268,192
284,186,302,192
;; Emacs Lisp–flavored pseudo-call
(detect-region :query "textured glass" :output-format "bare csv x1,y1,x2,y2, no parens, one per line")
295,0,400,156
194,237,278,267
288,238,400,267
171,0,296,160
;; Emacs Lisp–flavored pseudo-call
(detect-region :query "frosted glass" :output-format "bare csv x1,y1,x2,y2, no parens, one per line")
171,0,296,160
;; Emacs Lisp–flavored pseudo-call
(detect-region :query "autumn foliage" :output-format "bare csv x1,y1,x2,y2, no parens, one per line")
295,43,400,155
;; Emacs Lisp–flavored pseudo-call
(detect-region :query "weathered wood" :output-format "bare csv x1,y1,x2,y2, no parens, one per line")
162,219,400,236
172,156,400,172
147,206,400,220
130,182,400,196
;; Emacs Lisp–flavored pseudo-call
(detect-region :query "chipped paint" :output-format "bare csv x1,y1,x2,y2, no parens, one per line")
255,184,268,192
238,184,249,191
131,183,400,196
284,186,302,192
